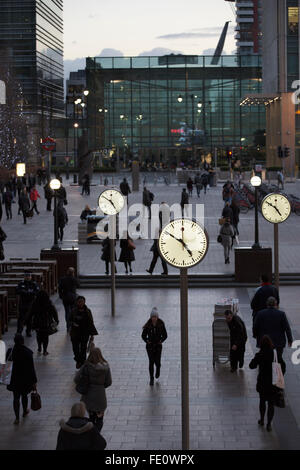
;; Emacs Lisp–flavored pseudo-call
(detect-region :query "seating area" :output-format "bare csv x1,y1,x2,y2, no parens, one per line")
0,258,57,339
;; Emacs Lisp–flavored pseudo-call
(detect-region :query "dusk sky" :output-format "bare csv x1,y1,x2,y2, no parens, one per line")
64,0,236,61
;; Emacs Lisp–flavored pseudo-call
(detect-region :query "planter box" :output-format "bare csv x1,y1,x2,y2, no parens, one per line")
235,247,272,283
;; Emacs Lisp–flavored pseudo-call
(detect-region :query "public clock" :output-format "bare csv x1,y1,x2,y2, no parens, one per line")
261,193,291,224
98,189,125,215
159,219,209,269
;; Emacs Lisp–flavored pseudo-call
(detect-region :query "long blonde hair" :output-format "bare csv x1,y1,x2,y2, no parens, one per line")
87,347,107,365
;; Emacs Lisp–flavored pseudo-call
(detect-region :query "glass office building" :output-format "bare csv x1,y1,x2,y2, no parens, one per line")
0,0,64,117
86,54,265,161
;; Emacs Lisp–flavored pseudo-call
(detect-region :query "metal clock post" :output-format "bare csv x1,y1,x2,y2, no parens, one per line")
98,189,125,317
261,193,291,291
159,219,209,450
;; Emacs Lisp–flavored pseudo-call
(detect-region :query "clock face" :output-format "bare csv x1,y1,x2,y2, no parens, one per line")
98,189,125,215
159,219,209,269
261,193,291,224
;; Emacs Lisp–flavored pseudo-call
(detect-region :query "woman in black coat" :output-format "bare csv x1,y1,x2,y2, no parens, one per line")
119,232,135,274
142,308,168,386
231,199,240,238
29,290,59,355
7,334,37,424
101,238,117,275
249,335,284,431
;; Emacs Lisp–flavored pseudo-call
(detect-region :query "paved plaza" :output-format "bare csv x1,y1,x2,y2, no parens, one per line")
0,175,300,450
1,175,300,275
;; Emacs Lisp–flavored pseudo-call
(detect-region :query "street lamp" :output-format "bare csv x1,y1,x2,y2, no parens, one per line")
83,90,89,97
177,95,183,103
50,178,62,251
16,163,26,177
251,175,262,250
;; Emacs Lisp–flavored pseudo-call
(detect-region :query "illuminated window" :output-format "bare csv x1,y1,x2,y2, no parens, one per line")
288,7,299,35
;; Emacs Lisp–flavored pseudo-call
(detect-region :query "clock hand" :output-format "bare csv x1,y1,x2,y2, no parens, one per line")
165,231,193,257
266,201,282,216
102,195,116,210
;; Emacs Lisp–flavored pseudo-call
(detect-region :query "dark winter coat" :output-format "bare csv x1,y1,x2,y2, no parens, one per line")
80,209,93,221
150,239,160,256
253,307,293,349
101,239,116,262
56,186,67,203
75,362,112,413
7,345,37,394
251,284,280,318
249,347,284,399
231,203,240,227
16,280,40,308
56,207,68,229
58,275,80,305
30,298,59,333
44,184,54,200
201,173,209,186
56,417,106,451
187,180,193,191
143,189,153,207
222,206,234,225
119,238,135,262
142,319,168,351
70,306,98,340
227,315,247,348
19,193,30,211
120,181,131,196
181,191,189,208
3,190,13,205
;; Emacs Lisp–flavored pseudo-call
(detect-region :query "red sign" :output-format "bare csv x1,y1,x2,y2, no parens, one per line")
42,137,56,152
171,129,184,135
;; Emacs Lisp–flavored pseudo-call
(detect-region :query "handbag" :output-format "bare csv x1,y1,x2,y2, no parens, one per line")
272,350,285,389
75,365,89,395
273,386,285,408
26,209,34,218
31,391,42,411
48,321,58,336
217,235,223,244
0,348,13,386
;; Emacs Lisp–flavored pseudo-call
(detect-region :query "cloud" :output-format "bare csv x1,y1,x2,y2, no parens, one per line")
157,25,235,41
64,49,124,81
138,47,182,56
99,48,124,57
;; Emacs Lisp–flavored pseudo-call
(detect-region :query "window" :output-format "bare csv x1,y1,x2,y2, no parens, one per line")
288,7,299,35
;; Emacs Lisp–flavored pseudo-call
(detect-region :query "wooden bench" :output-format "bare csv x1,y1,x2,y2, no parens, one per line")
6,267,50,295
0,284,19,319
0,290,8,337
4,259,57,294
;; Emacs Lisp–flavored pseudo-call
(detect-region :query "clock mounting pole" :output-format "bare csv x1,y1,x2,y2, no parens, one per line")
180,267,189,451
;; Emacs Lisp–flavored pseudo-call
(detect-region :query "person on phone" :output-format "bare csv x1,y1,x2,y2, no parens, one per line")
142,308,168,386
69,296,98,369
6,334,37,425
119,231,135,274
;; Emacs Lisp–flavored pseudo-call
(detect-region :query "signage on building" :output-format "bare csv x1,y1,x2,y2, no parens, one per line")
42,137,56,152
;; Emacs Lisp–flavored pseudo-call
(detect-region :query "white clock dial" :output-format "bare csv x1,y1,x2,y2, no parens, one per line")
98,189,125,215
261,193,291,224
159,219,209,268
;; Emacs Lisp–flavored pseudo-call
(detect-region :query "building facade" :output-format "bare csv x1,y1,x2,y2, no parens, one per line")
86,54,265,165
0,0,64,165
226,0,262,55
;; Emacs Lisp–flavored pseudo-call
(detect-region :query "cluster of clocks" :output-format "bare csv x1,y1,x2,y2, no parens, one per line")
261,193,291,224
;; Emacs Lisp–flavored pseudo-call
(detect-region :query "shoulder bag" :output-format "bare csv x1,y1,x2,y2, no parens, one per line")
0,348,13,386
272,349,285,389
31,391,42,411
75,365,89,395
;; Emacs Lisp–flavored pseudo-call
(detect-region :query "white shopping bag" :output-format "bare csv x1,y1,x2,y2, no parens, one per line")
0,340,5,365
272,350,285,390
0,345,13,386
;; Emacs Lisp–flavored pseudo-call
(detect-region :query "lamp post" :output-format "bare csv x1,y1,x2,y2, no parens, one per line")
251,175,262,250
74,123,79,168
50,178,62,251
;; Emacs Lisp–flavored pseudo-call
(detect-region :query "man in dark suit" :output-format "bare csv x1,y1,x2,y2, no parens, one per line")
253,297,293,374
251,274,280,325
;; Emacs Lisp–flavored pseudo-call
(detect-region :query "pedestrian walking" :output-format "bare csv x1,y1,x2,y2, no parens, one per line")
58,267,80,331
180,188,189,217
194,173,203,198
44,181,53,212
159,202,170,229
19,188,31,224
249,335,285,431
56,202,68,242
28,173,36,191
201,171,209,194
30,186,40,215
6,334,38,425
142,308,168,386
3,187,13,220
16,178,23,198
120,178,131,203
251,274,280,324
56,181,67,206
81,174,90,196
56,402,107,451
222,181,234,205
224,310,247,372
29,290,59,356
101,238,117,275
119,232,135,274
16,272,40,336
231,199,240,240
219,219,235,264
277,171,284,190
253,297,293,374
143,187,154,219
146,236,168,276
75,347,112,433
222,201,234,226
187,178,193,197
0,226,7,260
69,296,98,369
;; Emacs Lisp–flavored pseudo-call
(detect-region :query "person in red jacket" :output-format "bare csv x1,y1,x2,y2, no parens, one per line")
30,186,41,215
